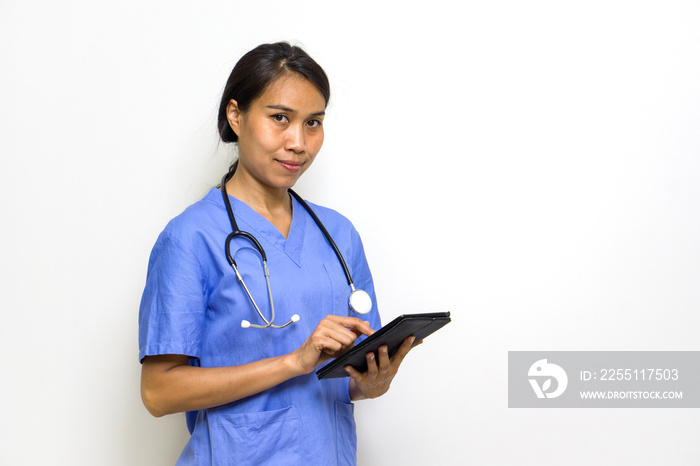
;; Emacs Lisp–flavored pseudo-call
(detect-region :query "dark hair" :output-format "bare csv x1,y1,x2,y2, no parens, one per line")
217,42,331,144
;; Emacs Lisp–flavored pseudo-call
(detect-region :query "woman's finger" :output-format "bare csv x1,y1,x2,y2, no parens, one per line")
345,364,362,380
365,351,378,378
376,345,390,374
389,336,416,368
321,315,375,338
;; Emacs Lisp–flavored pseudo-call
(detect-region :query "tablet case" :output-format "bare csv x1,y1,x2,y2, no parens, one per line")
316,312,451,379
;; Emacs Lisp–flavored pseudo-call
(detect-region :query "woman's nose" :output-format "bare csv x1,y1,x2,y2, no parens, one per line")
284,125,306,153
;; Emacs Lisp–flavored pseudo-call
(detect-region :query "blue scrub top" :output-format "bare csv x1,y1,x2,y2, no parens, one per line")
139,188,381,466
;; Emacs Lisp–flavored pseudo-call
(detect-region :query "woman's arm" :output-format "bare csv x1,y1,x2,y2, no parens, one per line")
141,353,299,417
141,315,374,417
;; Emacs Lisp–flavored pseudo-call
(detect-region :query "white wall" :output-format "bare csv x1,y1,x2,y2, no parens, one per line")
2,1,699,464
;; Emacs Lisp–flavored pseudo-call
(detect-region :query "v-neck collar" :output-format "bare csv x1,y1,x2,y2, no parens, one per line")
211,188,307,267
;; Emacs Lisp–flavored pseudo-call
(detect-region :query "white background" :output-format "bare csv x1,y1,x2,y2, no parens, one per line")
1,1,699,464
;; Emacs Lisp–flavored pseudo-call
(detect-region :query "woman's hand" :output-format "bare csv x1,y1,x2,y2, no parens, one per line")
346,336,417,400
290,315,375,375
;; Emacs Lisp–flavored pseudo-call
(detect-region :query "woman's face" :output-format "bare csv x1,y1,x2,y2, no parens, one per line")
227,73,326,193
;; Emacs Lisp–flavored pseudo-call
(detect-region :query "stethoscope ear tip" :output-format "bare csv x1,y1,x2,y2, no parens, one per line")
241,320,251,328
291,314,301,322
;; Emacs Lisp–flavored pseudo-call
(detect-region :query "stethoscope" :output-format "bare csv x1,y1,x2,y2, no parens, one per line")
221,172,372,329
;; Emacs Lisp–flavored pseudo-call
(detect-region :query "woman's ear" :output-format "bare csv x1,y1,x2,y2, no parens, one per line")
226,99,242,136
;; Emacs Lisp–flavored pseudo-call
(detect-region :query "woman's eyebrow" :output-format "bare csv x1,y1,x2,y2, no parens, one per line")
266,105,325,116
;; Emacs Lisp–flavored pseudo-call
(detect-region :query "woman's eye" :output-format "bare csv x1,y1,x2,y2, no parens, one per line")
272,114,288,123
307,119,322,128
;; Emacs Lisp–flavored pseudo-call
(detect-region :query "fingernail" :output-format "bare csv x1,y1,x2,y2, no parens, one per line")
368,353,375,360
409,336,416,344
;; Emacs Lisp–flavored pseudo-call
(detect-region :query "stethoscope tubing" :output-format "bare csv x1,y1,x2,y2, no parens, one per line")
287,189,355,289
220,171,370,328
221,173,356,289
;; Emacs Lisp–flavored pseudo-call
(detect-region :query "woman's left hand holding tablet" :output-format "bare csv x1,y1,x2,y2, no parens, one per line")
346,335,416,400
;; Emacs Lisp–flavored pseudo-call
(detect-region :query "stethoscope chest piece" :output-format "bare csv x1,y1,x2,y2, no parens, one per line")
349,289,372,314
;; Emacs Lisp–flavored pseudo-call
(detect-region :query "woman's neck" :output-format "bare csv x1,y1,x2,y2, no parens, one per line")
224,169,293,237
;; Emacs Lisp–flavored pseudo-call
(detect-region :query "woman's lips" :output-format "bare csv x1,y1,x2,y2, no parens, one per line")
277,160,303,173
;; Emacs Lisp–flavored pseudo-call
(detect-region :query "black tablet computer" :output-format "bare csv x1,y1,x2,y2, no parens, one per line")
316,312,451,379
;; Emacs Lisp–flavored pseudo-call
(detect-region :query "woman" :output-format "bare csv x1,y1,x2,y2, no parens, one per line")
139,42,415,465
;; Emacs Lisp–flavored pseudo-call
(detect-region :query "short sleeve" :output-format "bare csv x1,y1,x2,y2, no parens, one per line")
138,231,207,363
